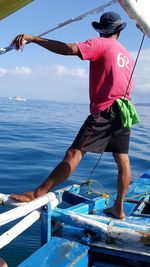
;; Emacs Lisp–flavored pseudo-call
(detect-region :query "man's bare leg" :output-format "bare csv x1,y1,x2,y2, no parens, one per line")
105,153,131,219
11,148,85,202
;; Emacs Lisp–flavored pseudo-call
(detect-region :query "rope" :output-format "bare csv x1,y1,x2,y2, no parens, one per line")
80,153,115,200
125,191,150,200
0,0,117,55
87,180,115,200
125,199,150,204
122,33,145,102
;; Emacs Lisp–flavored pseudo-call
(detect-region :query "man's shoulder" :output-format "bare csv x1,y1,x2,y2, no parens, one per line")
87,36,102,43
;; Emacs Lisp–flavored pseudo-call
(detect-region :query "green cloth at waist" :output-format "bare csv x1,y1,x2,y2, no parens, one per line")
116,98,140,129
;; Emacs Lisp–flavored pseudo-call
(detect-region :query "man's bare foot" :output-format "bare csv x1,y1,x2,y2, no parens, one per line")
10,191,36,202
10,188,46,202
104,207,125,220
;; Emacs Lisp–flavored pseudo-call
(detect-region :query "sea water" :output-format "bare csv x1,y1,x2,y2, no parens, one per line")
0,97,149,266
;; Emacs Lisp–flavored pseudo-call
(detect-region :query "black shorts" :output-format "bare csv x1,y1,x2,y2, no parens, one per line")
71,102,130,154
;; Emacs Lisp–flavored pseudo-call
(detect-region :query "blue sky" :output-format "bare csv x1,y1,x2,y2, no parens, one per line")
0,0,149,104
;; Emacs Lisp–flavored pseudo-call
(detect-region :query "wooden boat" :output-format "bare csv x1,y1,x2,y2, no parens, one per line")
0,0,150,266
0,169,150,266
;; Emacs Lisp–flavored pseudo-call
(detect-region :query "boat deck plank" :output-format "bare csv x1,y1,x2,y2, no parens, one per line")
18,236,89,267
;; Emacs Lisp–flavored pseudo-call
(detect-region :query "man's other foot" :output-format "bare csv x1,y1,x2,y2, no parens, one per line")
104,207,125,220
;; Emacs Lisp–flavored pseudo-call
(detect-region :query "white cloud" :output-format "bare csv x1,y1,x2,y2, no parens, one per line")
0,66,32,77
11,66,32,75
0,68,8,77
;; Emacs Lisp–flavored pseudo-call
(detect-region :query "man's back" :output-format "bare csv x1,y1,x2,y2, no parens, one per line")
78,37,133,113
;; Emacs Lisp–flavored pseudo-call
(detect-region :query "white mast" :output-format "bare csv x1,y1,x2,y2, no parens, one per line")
118,0,150,38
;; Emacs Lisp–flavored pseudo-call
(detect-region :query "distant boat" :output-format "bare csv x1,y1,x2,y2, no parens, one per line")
9,96,26,101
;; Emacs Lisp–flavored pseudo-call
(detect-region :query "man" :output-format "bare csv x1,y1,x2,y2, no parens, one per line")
11,11,134,219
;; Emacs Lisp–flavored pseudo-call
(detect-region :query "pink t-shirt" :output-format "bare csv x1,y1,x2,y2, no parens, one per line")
77,37,134,113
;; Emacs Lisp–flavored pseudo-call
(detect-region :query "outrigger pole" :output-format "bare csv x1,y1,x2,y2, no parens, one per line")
0,0,117,55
